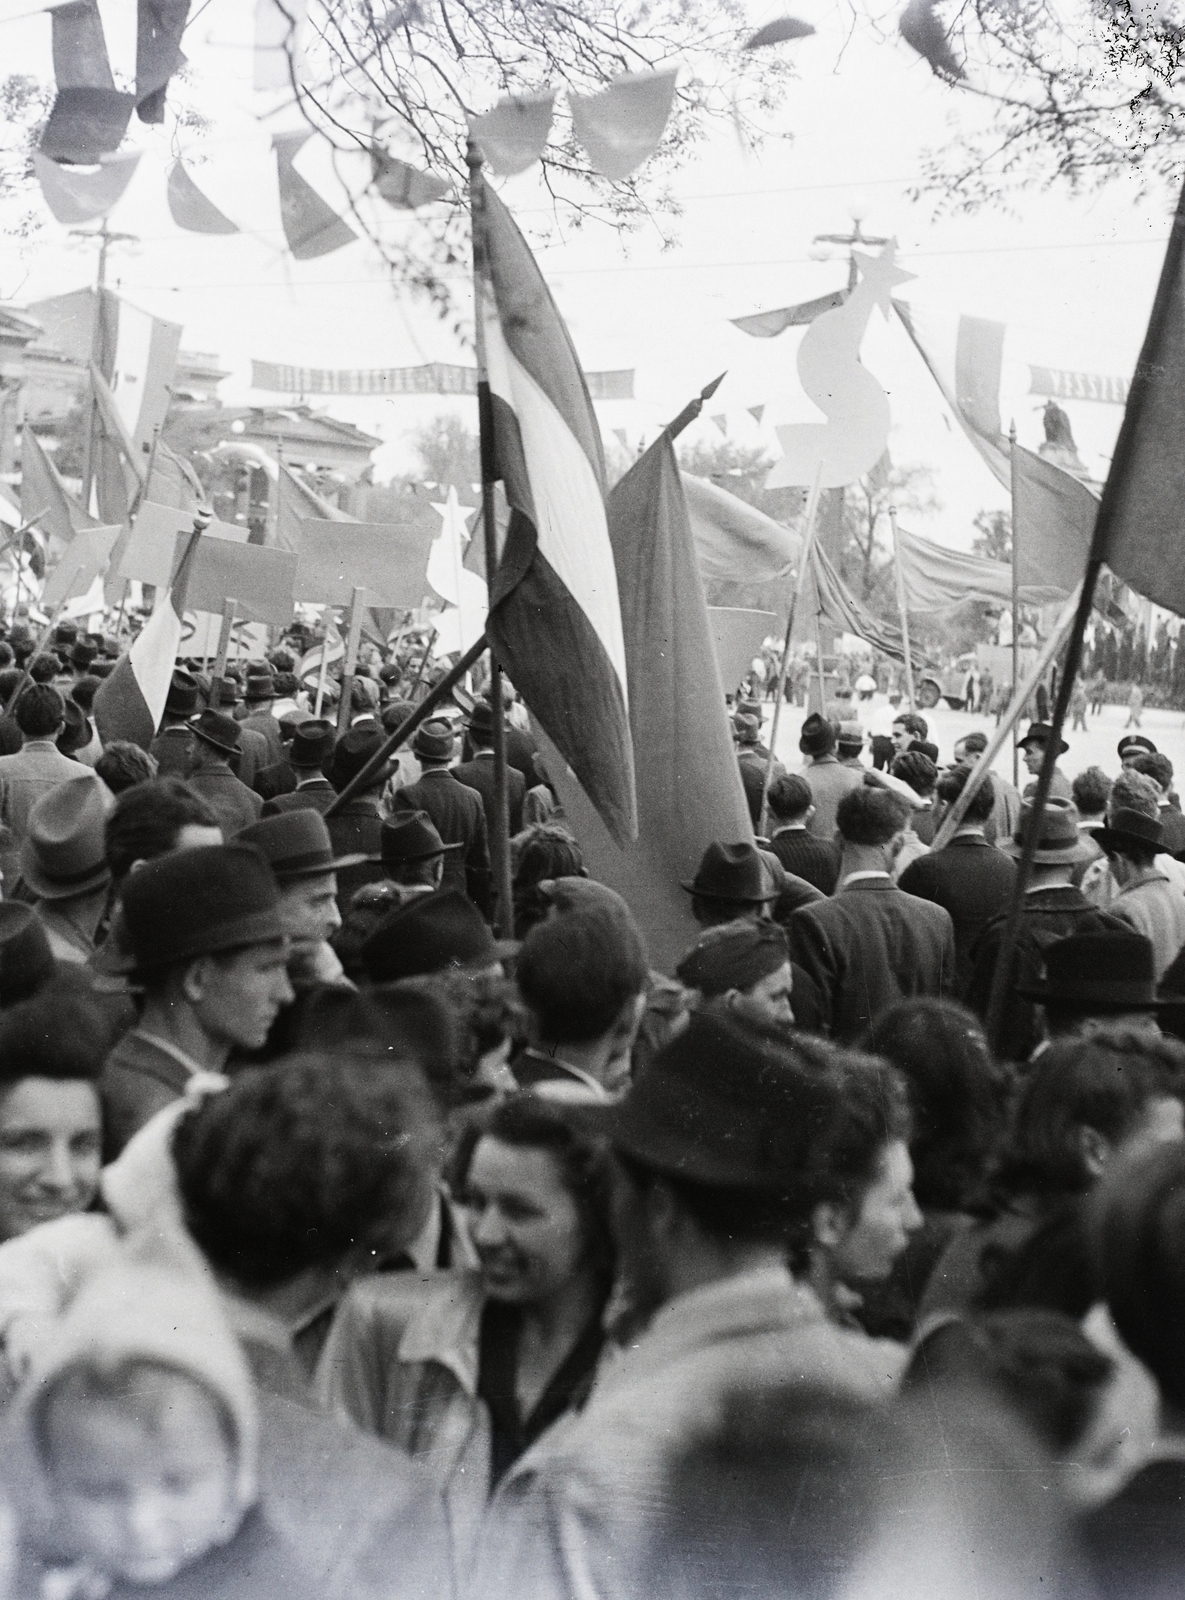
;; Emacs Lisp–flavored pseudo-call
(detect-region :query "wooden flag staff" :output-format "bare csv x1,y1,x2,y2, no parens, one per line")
337,585,365,736
889,507,916,711
314,603,333,717
209,597,237,706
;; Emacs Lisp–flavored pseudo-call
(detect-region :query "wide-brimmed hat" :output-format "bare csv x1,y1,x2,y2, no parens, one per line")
467,700,496,738
1118,735,1157,760
1019,929,1168,1010
0,903,55,1006
189,708,241,756
164,669,199,717
1091,807,1165,856
118,843,285,975
555,1005,839,1190
837,720,864,749
236,810,367,883
243,670,275,703
327,725,384,790
733,714,760,747
1002,800,1092,865
69,641,97,670
56,700,92,756
681,841,778,903
1018,722,1069,756
413,718,456,762
207,675,239,708
20,776,112,901
361,888,514,982
376,811,463,867
799,712,835,757
289,719,335,768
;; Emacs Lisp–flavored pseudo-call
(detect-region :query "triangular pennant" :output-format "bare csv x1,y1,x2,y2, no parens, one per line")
748,404,765,424
273,131,357,259
710,413,728,435
371,149,451,209
33,149,140,224
570,68,677,181
167,160,239,233
40,86,135,163
51,0,114,89
469,92,555,176
612,428,629,450
136,0,191,124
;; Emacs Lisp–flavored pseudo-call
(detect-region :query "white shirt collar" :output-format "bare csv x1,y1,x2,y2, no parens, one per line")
841,870,892,887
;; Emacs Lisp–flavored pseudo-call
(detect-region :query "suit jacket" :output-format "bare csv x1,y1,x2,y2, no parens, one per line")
234,725,270,790
392,769,490,907
897,831,1018,991
451,752,526,837
964,885,1130,1061
737,750,782,829
768,826,841,895
263,777,336,818
801,755,865,840
186,762,263,836
100,1029,199,1162
787,876,956,1043
325,795,385,913
504,723,540,786
1158,803,1185,857
254,757,296,802
243,709,286,766
149,723,194,778
0,739,88,842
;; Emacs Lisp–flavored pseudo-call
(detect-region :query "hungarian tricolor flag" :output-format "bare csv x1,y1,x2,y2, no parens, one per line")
93,524,203,750
474,175,637,844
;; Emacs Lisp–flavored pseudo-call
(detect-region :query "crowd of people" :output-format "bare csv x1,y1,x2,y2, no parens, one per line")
0,615,1179,1597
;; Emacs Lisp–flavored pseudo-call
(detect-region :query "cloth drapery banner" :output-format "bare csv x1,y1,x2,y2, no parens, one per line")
803,544,930,670
681,472,799,584
20,426,99,551
1011,444,1097,600
894,299,1009,487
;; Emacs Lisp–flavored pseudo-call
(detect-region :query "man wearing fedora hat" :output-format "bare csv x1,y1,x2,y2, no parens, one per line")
965,800,1130,1062
100,843,293,1157
798,713,863,840
322,725,387,912
240,667,286,766
237,811,368,988
261,720,337,817
184,709,263,836
17,776,114,963
1020,929,1168,1042
733,713,784,830
374,811,462,902
452,700,526,837
472,1007,901,1600
391,718,490,911
1018,722,1073,803
148,670,201,778
1091,808,1185,979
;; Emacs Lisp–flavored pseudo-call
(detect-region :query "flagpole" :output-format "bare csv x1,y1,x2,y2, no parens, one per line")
314,609,332,718
1009,421,1019,787
759,461,825,835
889,507,916,711
984,560,1101,1054
468,139,514,937
408,626,436,700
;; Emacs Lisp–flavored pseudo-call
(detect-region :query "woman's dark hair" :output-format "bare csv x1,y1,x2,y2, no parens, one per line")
173,1053,442,1289
993,1029,1185,1201
863,999,1010,1211
511,823,586,937
0,976,121,1086
450,1091,615,1280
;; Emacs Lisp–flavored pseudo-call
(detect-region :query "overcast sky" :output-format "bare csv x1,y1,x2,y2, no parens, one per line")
0,0,1171,548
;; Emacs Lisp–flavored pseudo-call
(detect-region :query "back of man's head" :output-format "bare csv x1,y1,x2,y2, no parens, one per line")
936,762,995,824
1071,766,1111,819
891,751,937,798
516,903,648,1045
836,784,909,846
15,683,64,739
105,777,220,886
28,654,59,685
1133,752,1174,795
767,773,813,823
957,731,988,758
1109,769,1160,821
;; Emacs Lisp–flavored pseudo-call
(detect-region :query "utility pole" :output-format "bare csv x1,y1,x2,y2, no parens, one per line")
70,220,138,513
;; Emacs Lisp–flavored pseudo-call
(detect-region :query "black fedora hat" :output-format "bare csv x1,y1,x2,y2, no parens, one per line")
327,725,384,791
1019,929,1168,1010
69,640,97,670
118,843,285,975
466,699,496,737
55,699,92,756
377,811,463,867
237,810,368,883
1002,800,1092,865
1017,721,1069,756
289,719,336,769
189,708,241,757
681,841,778,904
1091,807,1164,856
243,670,275,703
556,1005,840,1190
361,888,514,982
0,903,55,1007
412,718,456,762
164,669,200,717
733,713,760,747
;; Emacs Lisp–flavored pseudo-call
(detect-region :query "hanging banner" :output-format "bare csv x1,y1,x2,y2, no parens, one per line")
1028,366,1130,406
251,358,635,399
291,519,436,608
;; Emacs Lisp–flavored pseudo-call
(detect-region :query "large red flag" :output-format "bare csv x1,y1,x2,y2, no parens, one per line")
475,174,636,845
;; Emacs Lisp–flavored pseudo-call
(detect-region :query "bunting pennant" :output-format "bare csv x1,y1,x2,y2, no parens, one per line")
20,426,99,549
136,0,191,124
273,131,357,259
730,287,848,338
254,0,308,90
250,358,634,399
33,149,140,224
476,172,637,844
469,92,555,177
166,160,239,233
894,298,1009,486
371,150,451,209
97,289,182,455
51,0,114,88
710,413,728,435
570,68,678,181
40,86,135,162
748,404,765,424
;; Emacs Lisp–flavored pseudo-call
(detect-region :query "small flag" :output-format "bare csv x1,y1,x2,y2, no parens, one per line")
744,16,815,46
33,149,140,225
42,524,122,610
894,299,1009,486
20,426,98,550
136,0,190,123
51,0,114,89
710,413,728,435
371,150,450,209
469,92,555,176
747,404,765,424
570,68,677,182
40,86,134,163
274,131,357,259
612,427,629,451
166,161,238,233
93,523,205,749
476,173,636,843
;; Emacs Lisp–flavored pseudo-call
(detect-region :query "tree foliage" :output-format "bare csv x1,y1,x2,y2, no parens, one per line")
972,507,1011,563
